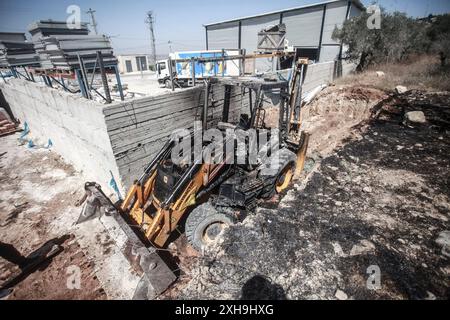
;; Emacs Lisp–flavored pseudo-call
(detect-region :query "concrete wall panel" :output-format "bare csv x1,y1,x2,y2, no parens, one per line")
320,0,349,45
319,45,341,62
302,61,335,93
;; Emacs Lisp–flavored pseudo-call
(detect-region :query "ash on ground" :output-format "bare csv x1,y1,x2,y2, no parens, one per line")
180,90,450,300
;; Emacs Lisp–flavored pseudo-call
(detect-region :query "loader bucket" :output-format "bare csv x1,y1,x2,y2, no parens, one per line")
77,182,177,299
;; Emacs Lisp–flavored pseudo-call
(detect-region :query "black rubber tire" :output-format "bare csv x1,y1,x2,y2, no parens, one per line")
185,202,235,252
259,148,297,198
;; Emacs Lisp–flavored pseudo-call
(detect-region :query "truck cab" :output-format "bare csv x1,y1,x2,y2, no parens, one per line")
156,59,173,88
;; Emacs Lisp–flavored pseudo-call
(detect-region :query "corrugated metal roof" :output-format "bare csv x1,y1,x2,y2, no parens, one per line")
204,0,365,27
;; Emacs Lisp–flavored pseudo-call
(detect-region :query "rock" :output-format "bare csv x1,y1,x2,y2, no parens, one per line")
332,242,346,257
350,240,375,256
432,195,450,212
14,200,29,208
363,186,372,193
353,176,362,184
335,201,343,207
425,291,436,300
376,71,385,77
395,85,408,94
404,111,426,125
435,231,450,258
335,289,348,300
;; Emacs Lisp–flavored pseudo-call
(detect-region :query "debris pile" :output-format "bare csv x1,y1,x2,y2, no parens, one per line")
0,33,39,67
0,109,17,136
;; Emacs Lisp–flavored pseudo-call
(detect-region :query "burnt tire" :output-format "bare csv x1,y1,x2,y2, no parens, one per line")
185,202,235,252
259,148,297,198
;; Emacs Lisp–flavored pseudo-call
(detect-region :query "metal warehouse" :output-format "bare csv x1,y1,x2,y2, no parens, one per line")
204,0,364,70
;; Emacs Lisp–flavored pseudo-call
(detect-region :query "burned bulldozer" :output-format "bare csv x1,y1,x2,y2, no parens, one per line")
77,59,310,299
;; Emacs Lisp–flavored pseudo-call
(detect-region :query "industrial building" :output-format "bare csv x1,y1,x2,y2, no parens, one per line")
204,0,364,71
117,54,151,74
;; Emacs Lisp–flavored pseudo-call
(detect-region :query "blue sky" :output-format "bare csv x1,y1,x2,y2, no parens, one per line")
1,0,449,55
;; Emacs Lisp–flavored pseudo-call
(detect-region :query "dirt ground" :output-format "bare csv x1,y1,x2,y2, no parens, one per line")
0,139,107,299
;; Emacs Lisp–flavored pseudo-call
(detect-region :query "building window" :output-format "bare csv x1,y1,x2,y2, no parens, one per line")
136,56,148,71
125,60,133,73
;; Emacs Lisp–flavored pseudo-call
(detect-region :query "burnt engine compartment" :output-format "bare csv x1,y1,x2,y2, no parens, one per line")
153,160,184,203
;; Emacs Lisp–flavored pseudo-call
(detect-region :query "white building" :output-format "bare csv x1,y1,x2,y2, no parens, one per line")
117,54,152,74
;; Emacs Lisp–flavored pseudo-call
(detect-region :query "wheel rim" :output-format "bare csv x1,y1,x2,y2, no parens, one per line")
275,165,294,193
202,221,226,244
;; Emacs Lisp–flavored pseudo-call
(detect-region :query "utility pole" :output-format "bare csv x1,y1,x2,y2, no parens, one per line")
168,41,172,53
145,11,157,67
86,8,98,35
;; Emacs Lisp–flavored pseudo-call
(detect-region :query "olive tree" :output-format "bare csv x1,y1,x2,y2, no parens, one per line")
332,9,429,71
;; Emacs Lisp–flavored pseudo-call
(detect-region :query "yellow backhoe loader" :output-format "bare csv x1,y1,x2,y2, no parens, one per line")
77,59,310,299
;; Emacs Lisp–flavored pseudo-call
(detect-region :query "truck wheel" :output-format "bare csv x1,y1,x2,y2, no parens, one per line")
185,202,234,252
259,149,297,198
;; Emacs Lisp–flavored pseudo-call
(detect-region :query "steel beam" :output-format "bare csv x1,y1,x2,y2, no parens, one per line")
77,54,92,99
97,51,112,103
113,65,125,101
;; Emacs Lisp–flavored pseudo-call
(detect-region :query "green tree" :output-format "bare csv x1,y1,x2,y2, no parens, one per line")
332,9,429,71
428,14,450,66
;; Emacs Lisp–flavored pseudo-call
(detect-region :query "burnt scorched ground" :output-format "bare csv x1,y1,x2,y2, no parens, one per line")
181,90,450,300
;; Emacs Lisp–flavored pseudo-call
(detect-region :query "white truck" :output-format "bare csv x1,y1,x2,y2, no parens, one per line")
156,50,241,88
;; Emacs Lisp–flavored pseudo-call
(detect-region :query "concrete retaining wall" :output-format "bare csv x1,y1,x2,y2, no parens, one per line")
303,62,336,93
341,60,357,77
303,60,356,93
0,79,123,193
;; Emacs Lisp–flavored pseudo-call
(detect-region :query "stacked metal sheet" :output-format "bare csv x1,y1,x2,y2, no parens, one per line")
0,32,39,67
42,35,116,68
29,20,116,70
